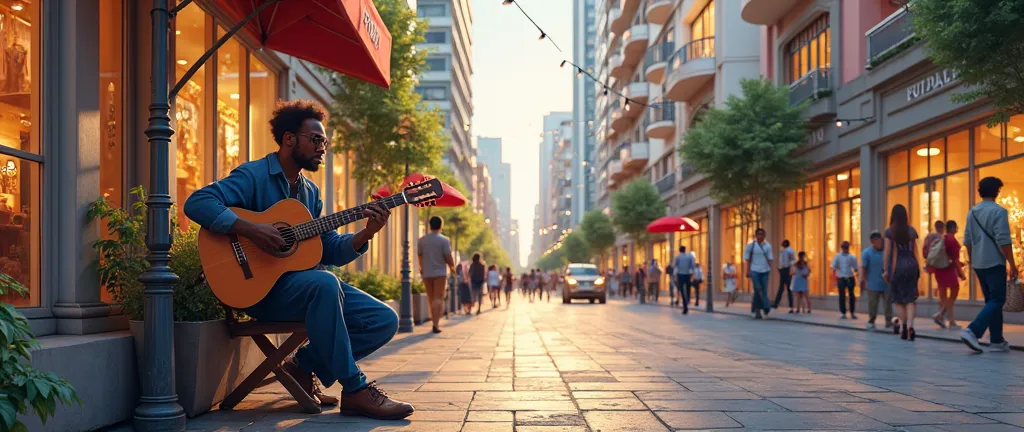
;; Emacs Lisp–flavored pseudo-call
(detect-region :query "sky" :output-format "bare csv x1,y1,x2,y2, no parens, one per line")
470,0,574,268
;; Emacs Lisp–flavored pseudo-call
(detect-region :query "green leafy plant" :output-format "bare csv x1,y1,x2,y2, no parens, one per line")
580,210,616,260
561,232,592,264
0,273,80,432
535,247,567,271
88,187,221,322
328,268,401,302
611,180,666,248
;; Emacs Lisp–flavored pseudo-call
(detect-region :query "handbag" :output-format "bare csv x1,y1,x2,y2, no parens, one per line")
971,211,1024,313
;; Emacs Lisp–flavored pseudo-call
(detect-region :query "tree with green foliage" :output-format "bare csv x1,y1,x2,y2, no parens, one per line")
579,210,616,261
912,0,1024,124
680,78,808,230
536,248,567,271
611,180,666,248
326,0,446,191
1,273,80,432
561,232,592,264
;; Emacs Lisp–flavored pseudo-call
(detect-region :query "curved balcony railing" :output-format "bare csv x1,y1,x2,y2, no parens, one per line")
665,37,716,77
866,7,914,67
656,172,676,194
789,67,831,105
646,102,675,124
644,41,676,70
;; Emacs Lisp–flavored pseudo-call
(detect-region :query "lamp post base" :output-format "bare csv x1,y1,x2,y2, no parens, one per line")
134,398,186,432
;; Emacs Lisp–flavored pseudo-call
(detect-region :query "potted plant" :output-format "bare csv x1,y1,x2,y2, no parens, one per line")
0,272,80,431
88,187,264,418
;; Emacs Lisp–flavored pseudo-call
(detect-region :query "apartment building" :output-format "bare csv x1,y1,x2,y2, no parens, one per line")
416,0,476,195
532,113,574,261
476,137,514,254
573,0,598,224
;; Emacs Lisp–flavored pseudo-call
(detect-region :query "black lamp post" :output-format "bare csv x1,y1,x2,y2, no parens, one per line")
397,118,414,333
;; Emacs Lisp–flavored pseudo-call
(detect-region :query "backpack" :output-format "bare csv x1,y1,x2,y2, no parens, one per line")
926,235,951,269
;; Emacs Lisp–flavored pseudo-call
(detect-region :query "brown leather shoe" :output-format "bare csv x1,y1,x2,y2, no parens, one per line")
281,357,338,406
339,382,415,420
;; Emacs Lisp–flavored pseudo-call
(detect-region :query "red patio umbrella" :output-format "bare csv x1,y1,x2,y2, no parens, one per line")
218,0,393,88
373,172,467,207
647,216,701,233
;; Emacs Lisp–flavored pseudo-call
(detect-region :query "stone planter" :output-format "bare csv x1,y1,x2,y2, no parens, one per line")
129,320,265,418
412,293,429,324
385,299,399,316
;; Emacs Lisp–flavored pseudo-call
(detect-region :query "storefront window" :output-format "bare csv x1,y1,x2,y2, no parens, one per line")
1009,115,1024,157
975,124,1001,165
174,3,208,227
977,159,1024,280
721,208,753,293
249,53,277,159
0,0,40,307
216,28,244,179
332,151,348,214
947,130,969,172
98,0,124,304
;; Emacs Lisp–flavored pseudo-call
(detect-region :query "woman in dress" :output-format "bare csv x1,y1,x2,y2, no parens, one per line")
883,204,921,341
691,263,704,307
931,220,966,329
723,261,737,307
457,262,473,314
608,268,619,297
791,252,812,314
487,265,501,308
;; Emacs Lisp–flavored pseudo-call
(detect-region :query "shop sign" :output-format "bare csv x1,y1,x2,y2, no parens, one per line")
906,69,959,102
363,8,382,49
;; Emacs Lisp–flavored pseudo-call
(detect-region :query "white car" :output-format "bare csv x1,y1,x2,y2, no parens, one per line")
562,263,607,304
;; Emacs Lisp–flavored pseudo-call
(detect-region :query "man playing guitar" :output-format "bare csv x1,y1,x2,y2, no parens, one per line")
183,100,414,420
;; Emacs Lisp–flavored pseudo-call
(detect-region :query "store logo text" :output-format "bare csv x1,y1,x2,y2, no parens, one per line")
906,69,959,102
363,9,381,49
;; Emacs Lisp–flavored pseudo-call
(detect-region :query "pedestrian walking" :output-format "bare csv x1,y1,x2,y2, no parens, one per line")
608,268,619,296
931,220,966,330
723,261,738,307
458,262,473,314
665,263,676,305
620,266,632,298
469,254,487,315
861,231,893,330
635,266,646,301
546,270,558,302
648,259,662,302
831,241,859,320
774,240,796,313
792,252,811,314
883,204,921,341
744,228,774,319
417,216,457,333
674,246,696,314
691,262,704,307
922,220,946,274
503,268,515,308
961,177,1018,353
487,264,501,308
527,270,538,302
539,269,550,302
519,272,529,298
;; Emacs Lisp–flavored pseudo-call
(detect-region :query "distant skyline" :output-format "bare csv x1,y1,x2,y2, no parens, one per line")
471,0,574,268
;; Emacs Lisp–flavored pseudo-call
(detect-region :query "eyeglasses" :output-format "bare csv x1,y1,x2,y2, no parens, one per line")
297,132,328,149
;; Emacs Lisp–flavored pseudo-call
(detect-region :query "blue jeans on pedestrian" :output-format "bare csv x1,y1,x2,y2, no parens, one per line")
245,269,399,394
676,274,692,312
968,265,1007,344
750,271,771,314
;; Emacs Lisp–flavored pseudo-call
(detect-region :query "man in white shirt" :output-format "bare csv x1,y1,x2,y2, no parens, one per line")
773,239,796,312
831,241,859,320
673,246,696,315
743,228,773,319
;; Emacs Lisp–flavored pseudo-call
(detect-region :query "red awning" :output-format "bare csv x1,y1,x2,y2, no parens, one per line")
219,0,393,88
647,216,701,234
373,173,468,208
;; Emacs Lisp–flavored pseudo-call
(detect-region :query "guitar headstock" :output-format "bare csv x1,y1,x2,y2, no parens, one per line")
403,178,443,206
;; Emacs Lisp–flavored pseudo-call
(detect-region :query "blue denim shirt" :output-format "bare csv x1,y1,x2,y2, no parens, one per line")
183,153,368,268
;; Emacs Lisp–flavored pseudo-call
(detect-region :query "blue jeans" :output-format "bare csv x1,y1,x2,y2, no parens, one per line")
246,270,399,394
676,274,692,311
750,271,771,314
968,265,1007,344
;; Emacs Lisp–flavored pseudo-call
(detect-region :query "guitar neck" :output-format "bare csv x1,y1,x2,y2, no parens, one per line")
291,193,407,240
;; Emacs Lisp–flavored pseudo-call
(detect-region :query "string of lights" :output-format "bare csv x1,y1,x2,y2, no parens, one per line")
835,117,875,128
502,0,563,52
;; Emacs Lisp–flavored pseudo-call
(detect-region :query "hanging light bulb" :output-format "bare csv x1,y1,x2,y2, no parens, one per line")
560,60,567,68
539,32,547,40
502,0,514,5
576,68,583,77
836,120,844,128
603,87,609,96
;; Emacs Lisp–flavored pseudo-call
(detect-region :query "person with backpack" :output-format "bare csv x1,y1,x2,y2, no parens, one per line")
743,228,774,319
929,220,966,329
922,220,946,274
469,254,487,315
831,241,859,320
961,177,1018,353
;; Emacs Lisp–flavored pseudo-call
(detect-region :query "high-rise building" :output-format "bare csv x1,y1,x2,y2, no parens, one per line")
509,219,522,270
416,0,475,194
538,112,573,233
573,0,597,225
532,115,574,263
476,137,513,253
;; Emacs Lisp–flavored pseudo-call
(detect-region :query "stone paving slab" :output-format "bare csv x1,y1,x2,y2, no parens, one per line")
167,298,1024,431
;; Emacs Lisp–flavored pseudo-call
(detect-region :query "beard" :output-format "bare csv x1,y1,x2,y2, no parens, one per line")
292,151,321,172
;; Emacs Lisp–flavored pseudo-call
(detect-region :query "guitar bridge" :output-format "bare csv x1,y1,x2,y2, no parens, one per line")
228,234,254,280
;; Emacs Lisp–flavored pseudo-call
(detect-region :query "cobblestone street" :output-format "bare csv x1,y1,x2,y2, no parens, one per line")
185,297,1024,431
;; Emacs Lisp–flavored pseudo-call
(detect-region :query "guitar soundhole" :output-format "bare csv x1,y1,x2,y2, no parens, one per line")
273,223,298,257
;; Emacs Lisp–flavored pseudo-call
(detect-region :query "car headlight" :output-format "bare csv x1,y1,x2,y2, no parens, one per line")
566,277,578,285
594,277,605,286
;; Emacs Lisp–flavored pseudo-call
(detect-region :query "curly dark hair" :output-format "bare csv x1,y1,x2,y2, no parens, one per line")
269,100,329,145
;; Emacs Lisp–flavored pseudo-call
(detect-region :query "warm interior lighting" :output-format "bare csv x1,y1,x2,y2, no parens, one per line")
11,2,23,11
836,173,849,181
229,93,240,100
916,147,941,157
177,59,188,65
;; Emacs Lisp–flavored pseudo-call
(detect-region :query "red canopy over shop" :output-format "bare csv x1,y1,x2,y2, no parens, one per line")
218,0,393,88
374,173,468,207
646,216,701,233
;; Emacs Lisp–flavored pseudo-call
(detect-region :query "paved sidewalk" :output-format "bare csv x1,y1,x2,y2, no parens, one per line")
177,297,1024,431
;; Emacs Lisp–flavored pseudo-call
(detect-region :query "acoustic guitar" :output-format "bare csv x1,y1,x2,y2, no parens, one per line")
198,179,444,308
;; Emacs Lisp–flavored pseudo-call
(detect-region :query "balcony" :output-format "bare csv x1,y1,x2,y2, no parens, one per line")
610,159,628,181
609,52,630,80
623,97,644,119
610,109,630,133
644,42,675,84
740,0,803,25
621,142,650,172
647,0,674,25
645,103,675,139
610,5,630,35
622,24,650,67
656,171,676,194
624,81,650,104
866,7,916,69
664,37,716,102
790,68,831,105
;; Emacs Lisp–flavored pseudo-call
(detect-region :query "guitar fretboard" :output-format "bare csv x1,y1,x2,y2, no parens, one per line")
288,194,406,241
